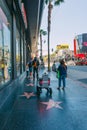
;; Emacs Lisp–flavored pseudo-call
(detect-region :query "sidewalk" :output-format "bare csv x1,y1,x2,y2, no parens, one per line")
1,68,87,130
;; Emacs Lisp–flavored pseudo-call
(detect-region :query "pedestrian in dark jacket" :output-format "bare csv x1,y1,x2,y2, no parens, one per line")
28,58,33,77
26,64,29,78
32,57,39,80
57,59,67,90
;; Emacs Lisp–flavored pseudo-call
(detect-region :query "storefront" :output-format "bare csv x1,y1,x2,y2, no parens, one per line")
0,1,11,85
0,0,26,88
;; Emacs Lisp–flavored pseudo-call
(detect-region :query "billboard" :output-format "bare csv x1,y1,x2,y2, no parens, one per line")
56,44,69,50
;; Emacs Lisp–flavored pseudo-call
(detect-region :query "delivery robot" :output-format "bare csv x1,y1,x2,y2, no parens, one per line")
36,72,52,96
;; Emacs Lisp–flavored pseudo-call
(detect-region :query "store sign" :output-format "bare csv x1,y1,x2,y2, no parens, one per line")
56,45,61,49
83,42,87,46
22,3,27,28
56,44,69,50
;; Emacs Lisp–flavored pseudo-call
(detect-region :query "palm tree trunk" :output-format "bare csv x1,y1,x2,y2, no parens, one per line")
48,1,53,71
40,33,42,60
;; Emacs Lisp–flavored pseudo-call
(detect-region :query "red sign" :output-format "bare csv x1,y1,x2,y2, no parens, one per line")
75,53,85,58
83,42,87,46
22,3,27,28
74,39,76,55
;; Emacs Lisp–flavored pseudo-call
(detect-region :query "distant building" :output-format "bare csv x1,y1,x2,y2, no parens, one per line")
56,44,69,50
74,33,87,55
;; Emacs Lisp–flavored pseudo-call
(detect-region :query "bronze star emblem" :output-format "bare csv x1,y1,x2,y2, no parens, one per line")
26,83,34,86
41,99,63,110
20,92,35,99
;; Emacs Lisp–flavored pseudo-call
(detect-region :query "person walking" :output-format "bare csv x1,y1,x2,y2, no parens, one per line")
32,57,39,80
57,59,67,90
28,58,33,77
52,61,56,71
26,64,29,78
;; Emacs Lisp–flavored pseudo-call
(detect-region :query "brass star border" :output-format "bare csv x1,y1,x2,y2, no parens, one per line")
20,92,36,99
40,99,63,110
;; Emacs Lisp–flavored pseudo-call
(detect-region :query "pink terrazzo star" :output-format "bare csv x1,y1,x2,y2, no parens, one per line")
20,92,35,99
26,83,34,86
41,99,63,110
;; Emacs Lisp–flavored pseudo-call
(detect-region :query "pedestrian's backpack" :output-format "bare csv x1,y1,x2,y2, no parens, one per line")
33,60,37,67
56,70,60,78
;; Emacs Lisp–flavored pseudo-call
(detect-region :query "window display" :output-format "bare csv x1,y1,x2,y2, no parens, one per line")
0,7,11,85
16,29,20,76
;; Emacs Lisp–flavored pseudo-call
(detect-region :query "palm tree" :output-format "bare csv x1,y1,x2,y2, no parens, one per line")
45,0,64,71
40,29,47,60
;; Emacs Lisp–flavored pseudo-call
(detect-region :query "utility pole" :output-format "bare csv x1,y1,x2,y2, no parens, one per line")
40,33,42,60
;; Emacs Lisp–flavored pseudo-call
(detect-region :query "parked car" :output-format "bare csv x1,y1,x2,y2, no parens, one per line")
75,59,87,65
84,59,87,65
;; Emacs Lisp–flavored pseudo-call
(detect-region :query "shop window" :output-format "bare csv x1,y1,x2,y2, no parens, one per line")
0,7,11,85
16,29,20,76
21,38,23,73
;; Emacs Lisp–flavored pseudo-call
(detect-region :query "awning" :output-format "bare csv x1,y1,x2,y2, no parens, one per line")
75,53,86,58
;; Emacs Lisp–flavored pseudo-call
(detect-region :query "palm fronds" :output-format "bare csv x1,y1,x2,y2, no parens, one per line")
45,0,64,5
45,0,49,5
54,0,64,6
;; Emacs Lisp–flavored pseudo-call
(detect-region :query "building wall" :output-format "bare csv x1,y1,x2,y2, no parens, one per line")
74,33,87,54
0,0,26,87
0,0,26,112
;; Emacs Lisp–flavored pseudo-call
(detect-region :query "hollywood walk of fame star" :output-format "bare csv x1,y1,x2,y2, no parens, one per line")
26,83,34,86
40,99,63,110
20,92,36,99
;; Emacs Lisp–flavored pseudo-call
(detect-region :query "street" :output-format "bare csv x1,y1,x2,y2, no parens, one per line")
68,66,87,85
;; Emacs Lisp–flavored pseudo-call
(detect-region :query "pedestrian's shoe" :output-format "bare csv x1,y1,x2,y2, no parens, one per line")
62,87,65,90
57,87,60,90
37,77,39,81
33,77,35,81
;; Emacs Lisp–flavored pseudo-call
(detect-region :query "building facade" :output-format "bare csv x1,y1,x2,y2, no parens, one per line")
0,0,45,120
74,33,87,55
0,0,26,88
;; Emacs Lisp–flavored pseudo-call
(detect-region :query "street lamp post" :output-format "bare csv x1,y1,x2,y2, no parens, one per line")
40,33,42,60
48,1,53,71
40,29,47,60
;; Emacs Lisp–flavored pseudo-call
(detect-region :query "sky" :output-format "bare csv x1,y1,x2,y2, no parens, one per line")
39,0,87,55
